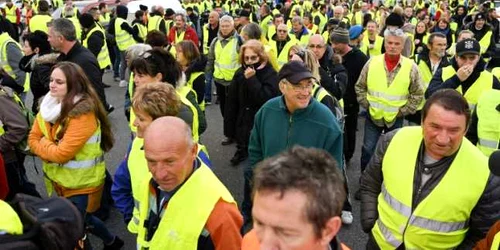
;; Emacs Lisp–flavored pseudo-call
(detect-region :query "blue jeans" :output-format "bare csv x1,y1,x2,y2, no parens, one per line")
68,194,115,244
204,73,213,102
360,116,403,172
113,45,120,78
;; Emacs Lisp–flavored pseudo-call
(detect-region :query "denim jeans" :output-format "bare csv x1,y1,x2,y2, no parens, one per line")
204,73,213,102
360,116,404,172
241,164,254,226
113,45,120,78
68,194,115,244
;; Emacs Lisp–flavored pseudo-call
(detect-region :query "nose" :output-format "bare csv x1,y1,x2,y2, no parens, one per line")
436,131,450,145
258,229,279,250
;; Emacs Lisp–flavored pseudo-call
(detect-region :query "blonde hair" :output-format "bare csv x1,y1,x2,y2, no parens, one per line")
289,45,321,81
239,39,269,65
132,82,181,120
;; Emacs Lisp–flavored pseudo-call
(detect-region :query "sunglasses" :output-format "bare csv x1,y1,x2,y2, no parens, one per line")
308,44,324,49
244,55,259,61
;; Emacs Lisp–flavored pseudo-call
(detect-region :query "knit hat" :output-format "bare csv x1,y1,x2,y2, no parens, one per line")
385,12,404,27
330,28,350,44
79,13,95,29
349,25,363,40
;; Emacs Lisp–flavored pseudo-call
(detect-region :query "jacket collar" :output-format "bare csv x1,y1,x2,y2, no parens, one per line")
278,95,314,118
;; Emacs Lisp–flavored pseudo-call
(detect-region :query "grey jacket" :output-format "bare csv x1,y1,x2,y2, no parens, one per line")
5,42,26,90
0,86,28,163
206,30,242,86
360,129,500,249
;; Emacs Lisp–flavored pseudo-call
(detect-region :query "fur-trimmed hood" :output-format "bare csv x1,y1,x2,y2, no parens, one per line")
68,96,96,118
34,53,60,66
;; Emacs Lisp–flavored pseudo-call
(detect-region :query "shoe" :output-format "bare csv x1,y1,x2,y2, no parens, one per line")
230,151,248,166
354,190,361,200
113,77,120,82
119,80,128,88
103,83,111,88
106,105,115,114
341,211,353,225
221,137,234,146
205,100,212,105
104,236,124,250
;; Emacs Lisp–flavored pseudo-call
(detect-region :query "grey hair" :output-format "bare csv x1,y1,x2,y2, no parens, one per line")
292,16,303,25
175,13,188,23
48,18,76,41
220,15,234,26
383,28,406,41
126,44,153,67
242,23,262,40
333,5,343,13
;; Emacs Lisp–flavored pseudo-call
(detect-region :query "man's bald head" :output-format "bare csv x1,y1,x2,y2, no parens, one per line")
308,34,327,59
144,116,193,150
209,11,220,25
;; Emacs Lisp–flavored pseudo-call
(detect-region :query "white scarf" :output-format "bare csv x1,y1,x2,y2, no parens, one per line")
40,94,62,124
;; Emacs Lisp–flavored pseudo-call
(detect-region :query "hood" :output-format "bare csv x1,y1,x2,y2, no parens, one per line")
319,46,334,66
116,5,129,19
186,56,207,79
68,96,95,118
34,53,60,66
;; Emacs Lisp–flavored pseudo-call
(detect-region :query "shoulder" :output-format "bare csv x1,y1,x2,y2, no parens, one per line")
68,97,96,118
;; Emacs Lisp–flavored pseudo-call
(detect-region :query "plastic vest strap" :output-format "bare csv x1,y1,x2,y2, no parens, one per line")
213,37,240,82
372,126,489,249
0,33,22,80
36,114,106,195
476,89,500,156
479,31,492,55
366,54,412,123
115,18,136,51
83,26,112,69
137,164,236,249
0,200,23,235
441,66,493,110
29,14,52,34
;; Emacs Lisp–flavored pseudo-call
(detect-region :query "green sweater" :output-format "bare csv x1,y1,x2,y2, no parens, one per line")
249,96,344,168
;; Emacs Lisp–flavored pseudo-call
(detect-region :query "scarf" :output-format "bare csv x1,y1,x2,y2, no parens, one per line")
40,94,82,124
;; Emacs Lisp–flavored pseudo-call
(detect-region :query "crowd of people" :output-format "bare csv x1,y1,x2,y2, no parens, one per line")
0,0,499,249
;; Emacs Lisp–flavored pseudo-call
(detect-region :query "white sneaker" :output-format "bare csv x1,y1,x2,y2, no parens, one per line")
341,211,353,225
119,80,128,88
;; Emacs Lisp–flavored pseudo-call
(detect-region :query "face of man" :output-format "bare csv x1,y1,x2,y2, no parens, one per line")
404,7,413,18
475,18,485,29
384,35,404,56
145,131,197,192
331,42,346,55
308,36,326,59
253,190,333,250
133,109,153,138
47,27,63,51
292,22,303,34
456,54,480,68
361,3,368,12
219,21,234,36
367,22,377,35
274,16,284,26
276,25,289,40
457,7,464,15
422,104,467,160
334,8,343,19
209,12,219,25
279,78,313,113
175,15,185,29
429,36,447,58
457,33,473,42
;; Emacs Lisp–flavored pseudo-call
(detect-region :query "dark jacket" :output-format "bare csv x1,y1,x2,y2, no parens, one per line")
0,86,28,164
226,63,280,147
341,46,368,113
57,42,108,107
19,53,58,113
185,56,207,104
108,5,143,43
360,129,500,249
318,46,348,101
82,24,105,58
466,24,496,58
426,58,500,99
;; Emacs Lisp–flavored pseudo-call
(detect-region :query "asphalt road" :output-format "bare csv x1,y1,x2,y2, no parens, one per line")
24,71,368,249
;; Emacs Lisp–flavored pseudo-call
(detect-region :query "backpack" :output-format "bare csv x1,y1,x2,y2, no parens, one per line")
0,194,84,250
0,86,35,155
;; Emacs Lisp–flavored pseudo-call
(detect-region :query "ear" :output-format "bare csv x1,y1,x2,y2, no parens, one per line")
155,73,163,82
34,47,40,54
191,143,198,159
278,81,286,95
426,43,432,50
319,216,342,246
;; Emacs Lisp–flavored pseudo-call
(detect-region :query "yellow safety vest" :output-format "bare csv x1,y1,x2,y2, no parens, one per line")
322,30,330,44
147,15,162,32
492,232,500,250
415,56,434,110
136,164,236,249
133,22,147,42
99,13,110,27
0,87,25,135
259,15,273,37
372,126,489,249
269,38,297,69
313,12,327,34
0,32,23,80
36,114,105,195
213,37,240,82
476,89,500,157
478,31,492,55
267,25,276,41
66,17,81,41
202,24,211,55
5,5,18,24
115,17,136,51
29,14,52,34
362,35,383,57
126,137,148,233
312,82,344,108
366,55,412,123
441,66,493,110
0,200,23,235
295,30,311,46
492,67,500,80
307,24,318,34
187,71,205,111
83,26,111,70
169,30,185,56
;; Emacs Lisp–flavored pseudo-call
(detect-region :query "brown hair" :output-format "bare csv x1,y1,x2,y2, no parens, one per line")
253,146,346,238
422,89,471,129
52,62,114,152
175,40,200,65
132,82,181,120
239,39,268,65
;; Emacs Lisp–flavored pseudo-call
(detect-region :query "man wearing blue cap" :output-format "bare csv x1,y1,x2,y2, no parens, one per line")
349,25,368,55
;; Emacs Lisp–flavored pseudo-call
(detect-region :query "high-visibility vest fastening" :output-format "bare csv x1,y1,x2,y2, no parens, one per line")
83,26,112,69
366,54,412,123
476,89,500,157
441,66,493,110
372,126,489,249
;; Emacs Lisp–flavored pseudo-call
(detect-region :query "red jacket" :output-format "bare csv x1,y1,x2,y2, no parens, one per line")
168,26,199,47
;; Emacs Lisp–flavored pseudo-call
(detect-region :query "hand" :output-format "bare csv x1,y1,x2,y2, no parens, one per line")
368,44,374,49
244,67,256,79
457,64,474,82
415,39,420,45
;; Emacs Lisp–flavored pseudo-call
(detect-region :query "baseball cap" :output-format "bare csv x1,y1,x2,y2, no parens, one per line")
475,13,485,20
349,25,364,40
279,61,314,84
239,9,250,18
455,38,480,56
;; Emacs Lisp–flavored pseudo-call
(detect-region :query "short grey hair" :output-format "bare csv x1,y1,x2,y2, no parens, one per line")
383,28,406,41
48,18,76,41
175,13,187,23
292,16,303,25
241,23,262,40
220,15,234,26
126,44,153,67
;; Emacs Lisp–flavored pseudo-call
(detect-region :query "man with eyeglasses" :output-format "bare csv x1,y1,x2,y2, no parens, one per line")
269,23,298,69
355,27,424,199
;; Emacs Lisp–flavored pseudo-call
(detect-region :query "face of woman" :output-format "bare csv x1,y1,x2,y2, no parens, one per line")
175,48,188,66
416,22,426,33
49,68,68,101
244,48,260,66
23,40,34,56
438,20,447,29
133,71,162,88
423,15,430,24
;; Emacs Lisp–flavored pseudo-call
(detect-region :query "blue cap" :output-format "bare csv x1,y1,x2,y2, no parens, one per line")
349,25,364,40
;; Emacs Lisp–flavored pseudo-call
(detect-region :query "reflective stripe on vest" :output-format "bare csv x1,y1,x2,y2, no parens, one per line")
372,126,489,249
0,33,22,80
99,13,110,27
441,66,493,110
115,18,136,51
83,26,112,69
269,38,297,69
213,37,240,82
366,55,411,123
136,164,236,249
5,5,17,23
36,114,106,193
476,89,500,156
362,35,383,57
479,31,492,55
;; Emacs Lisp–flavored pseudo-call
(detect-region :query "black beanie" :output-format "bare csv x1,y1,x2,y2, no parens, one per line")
385,13,404,27
79,13,95,29
165,8,175,17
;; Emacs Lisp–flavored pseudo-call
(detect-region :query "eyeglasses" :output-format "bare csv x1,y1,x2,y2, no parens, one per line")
288,82,314,92
308,44,324,49
244,55,259,61
277,29,288,33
